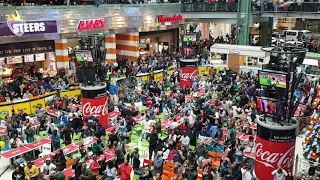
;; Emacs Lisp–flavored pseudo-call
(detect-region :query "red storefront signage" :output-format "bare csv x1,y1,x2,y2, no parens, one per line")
77,18,106,31
158,14,183,23
82,96,109,128
180,67,198,88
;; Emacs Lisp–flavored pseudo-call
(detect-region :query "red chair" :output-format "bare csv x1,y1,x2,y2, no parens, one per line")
143,159,152,167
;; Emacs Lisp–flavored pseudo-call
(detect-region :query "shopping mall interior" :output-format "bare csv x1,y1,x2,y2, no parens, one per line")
0,1,319,180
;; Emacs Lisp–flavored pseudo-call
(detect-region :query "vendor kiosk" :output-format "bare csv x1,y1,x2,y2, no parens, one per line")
210,44,271,74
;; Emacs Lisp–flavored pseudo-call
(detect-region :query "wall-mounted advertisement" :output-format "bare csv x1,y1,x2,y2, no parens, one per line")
7,56,23,64
24,54,35,62
35,53,45,61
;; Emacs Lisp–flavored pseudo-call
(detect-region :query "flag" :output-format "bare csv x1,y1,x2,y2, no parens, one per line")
277,0,296,8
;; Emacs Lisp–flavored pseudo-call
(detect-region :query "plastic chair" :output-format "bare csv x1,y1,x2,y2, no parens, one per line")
1,145,9,151
197,169,203,177
208,151,216,162
72,133,81,143
212,152,224,167
39,130,47,138
127,135,138,148
133,174,140,180
140,106,147,113
60,139,65,148
189,145,195,151
165,161,175,168
66,159,74,168
139,139,149,154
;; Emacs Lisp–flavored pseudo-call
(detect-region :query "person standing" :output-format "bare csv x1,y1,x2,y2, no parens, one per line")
148,131,158,160
118,159,132,180
115,141,125,167
51,130,61,151
72,157,82,180
153,152,165,175
271,166,288,180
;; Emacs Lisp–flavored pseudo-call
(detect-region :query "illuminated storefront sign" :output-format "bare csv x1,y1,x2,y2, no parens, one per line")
1,10,57,36
158,14,183,23
77,18,106,31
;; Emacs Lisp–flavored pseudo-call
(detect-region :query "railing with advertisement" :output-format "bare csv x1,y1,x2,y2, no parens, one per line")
0,87,81,118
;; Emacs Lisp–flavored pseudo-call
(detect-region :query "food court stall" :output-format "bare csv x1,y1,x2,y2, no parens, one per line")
210,44,271,74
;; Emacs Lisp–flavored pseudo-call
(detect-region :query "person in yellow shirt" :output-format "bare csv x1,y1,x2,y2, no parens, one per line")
24,161,39,180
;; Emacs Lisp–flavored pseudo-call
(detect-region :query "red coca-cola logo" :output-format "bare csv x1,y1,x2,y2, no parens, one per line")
180,70,198,81
82,97,108,116
255,136,295,180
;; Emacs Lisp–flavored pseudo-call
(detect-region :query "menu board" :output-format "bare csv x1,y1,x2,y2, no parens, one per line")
24,54,35,62
35,53,45,61
7,56,23,64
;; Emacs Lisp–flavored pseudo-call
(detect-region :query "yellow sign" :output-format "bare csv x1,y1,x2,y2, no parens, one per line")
30,98,45,114
167,70,174,75
198,66,209,75
60,89,81,99
137,75,149,83
0,105,12,118
154,72,163,82
13,101,31,114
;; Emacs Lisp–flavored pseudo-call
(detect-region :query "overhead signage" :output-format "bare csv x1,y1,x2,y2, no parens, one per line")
0,40,55,58
0,10,58,37
158,14,183,23
77,18,106,31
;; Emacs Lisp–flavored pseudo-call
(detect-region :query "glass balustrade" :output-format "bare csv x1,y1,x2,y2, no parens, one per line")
255,2,320,13
181,2,238,12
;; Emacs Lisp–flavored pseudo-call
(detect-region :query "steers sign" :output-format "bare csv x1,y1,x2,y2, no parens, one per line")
77,18,106,31
158,14,183,23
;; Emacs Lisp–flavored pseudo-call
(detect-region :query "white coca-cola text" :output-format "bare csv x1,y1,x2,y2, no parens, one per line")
83,99,108,116
180,70,198,81
255,143,295,169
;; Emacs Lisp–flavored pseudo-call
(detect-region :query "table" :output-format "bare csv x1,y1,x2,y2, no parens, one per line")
244,152,255,159
33,137,98,167
68,103,82,111
46,109,59,117
25,138,51,150
0,121,41,136
109,111,121,119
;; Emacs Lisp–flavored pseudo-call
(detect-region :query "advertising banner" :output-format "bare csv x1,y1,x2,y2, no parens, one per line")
30,98,46,114
180,67,198,88
13,100,31,114
136,73,149,83
255,121,296,180
154,72,163,82
60,89,81,99
198,66,209,75
0,105,12,118
0,40,55,58
82,96,108,129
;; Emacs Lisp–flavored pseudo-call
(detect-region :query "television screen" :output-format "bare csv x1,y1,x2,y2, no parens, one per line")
256,97,284,117
183,34,196,42
35,53,45,61
259,70,287,89
75,51,93,62
24,55,34,62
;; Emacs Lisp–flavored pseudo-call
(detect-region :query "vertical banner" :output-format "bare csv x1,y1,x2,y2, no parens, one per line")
81,84,109,129
154,70,164,82
180,67,198,88
255,120,297,180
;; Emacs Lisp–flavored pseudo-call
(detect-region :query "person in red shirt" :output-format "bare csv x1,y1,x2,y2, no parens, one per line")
118,159,132,180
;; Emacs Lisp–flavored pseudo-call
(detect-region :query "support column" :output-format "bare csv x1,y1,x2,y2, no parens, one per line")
295,18,304,30
238,0,251,45
105,34,116,64
54,39,69,72
259,18,273,46
201,23,210,40
115,32,139,61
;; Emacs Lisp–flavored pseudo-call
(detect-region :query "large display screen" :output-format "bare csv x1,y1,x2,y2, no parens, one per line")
24,55,35,62
75,50,93,62
183,34,197,42
35,53,45,61
259,70,287,89
256,97,285,117
7,56,23,64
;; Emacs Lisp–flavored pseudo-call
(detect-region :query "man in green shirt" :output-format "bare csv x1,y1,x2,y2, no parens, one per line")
91,139,103,155
186,165,198,180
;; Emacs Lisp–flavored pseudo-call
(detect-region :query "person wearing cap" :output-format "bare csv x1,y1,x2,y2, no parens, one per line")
40,158,56,180
24,161,39,180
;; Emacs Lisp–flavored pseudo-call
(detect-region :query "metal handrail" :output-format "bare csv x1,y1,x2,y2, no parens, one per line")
181,2,238,12
254,2,320,13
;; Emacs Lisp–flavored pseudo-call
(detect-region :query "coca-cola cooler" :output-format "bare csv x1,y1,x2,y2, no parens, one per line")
255,118,297,180
81,83,109,129
179,59,199,88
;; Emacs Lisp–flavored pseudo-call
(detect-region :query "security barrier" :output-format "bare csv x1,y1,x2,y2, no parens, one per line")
0,87,81,118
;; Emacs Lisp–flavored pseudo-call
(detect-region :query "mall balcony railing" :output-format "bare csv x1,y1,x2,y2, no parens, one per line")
181,2,238,12
255,2,320,14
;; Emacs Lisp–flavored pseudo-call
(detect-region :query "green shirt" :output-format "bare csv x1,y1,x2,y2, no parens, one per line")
186,171,198,180
91,142,102,155
57,172,66,180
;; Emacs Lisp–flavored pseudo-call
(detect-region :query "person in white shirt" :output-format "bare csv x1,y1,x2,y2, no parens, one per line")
271,166,288,180
188,108,196,125
241,164,256,180
180,133,190,150
140,117,155,139
41,158,57,180
9,135,22,149
163,104,171,120
20,137,28,146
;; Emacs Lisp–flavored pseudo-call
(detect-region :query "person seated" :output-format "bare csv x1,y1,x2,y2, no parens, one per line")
24,161,39,180
139,168,153,180
12,166,25,180
91,139,103,155
9,134,22,149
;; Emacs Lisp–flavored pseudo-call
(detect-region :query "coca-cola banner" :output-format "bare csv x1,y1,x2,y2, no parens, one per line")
180,67,198,88
255,121,297,180
82,96,109,128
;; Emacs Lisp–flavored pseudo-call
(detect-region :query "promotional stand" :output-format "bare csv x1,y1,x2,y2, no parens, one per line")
81,83,109,129
179,58,199,88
